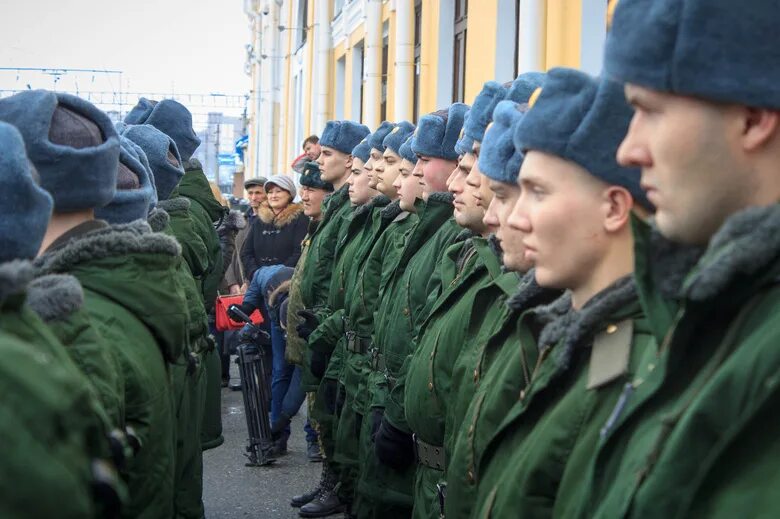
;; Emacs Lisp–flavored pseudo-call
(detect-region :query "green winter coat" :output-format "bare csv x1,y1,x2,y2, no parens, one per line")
286,219,318,366
171,168,227,312
25,272,126,432
149,207,209,519
444,272,558,519
575,206,780,519
357,193,461,510
473,277,654,519
309,195,393,464
333,200,414,470
295,184,352,392
170,170,227,451
35,221,188,519
0,261,124,519
394,236,510,519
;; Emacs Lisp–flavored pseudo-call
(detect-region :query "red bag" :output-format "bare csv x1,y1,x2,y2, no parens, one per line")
214,294,264,331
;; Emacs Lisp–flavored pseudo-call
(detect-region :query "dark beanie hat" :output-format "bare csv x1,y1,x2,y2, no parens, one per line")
514,68,651,210
351,137,372,163
299,161,333,191
124,98,201,161
0,90,119,213
382,121,416,156
368,121,396,151
95,136,155,224
0,122,53,261
320,120,371,155
123,124,184,201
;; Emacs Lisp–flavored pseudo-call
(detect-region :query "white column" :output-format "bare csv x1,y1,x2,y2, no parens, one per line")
363,0,382,127
259,1,276,177
393,0,413,121
253,13,264,179
518,0,544,73
313,0,331,134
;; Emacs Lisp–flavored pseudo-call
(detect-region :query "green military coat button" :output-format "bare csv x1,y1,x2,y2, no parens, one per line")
519,389,526,400
428,381,434,391
403,307,410,316
473,368,479,382
606,323,618,334
468,470,475,483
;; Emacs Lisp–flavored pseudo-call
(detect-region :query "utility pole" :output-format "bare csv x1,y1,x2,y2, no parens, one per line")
215,119,221,188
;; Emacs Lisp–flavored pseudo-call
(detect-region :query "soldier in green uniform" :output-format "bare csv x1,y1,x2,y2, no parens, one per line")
290,120,370,518
571,1,780,516
364,121,396,191
354,103,467,518
395,73,545,519
0,120,124,518
122,123,211,519
0,90,188,519
469,69,656,518
123,98,228,454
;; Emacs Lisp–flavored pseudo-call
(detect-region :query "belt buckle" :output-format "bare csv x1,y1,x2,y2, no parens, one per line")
436,482,447,518
345,330,356,351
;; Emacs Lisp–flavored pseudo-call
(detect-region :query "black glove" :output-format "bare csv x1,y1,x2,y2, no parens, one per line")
374,417,415,470
296,309,319,340
310,350,328,379
370,408,384,442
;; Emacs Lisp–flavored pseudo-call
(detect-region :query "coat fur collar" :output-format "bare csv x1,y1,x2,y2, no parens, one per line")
157,196,191,213
0,260,34,307
683,204,780,301
26,274,84,322
256,201,304,227
535,275,637,371
147,207,170,233
34,220,181,275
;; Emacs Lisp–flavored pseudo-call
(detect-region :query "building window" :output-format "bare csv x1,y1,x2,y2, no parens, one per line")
380,22,389,122
352,42,365,122
413,0,422,122
295,0,308,50
453,0,468,103
335,56,346,119
334,0,345,18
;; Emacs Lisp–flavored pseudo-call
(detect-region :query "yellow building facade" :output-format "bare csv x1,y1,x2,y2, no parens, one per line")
243,0,610,180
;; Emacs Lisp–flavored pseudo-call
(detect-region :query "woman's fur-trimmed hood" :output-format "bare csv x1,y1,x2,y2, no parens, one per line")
256,201,305,227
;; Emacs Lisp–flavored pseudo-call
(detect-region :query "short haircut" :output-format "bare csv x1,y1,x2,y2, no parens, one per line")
302,135,319,149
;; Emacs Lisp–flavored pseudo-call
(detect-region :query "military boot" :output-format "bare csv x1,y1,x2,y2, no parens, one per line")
298,464,345,518
291,465,328,508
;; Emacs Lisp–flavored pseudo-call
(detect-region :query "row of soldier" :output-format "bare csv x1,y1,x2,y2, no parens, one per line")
283,1,780,518
1,0,779,517
0,92,228,518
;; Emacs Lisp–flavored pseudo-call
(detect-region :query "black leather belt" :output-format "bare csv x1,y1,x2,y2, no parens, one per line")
414,434,446,471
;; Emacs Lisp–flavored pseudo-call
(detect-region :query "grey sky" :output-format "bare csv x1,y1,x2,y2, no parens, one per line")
0,0,250,97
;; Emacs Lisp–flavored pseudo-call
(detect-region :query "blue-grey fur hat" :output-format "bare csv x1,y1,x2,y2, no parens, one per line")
479,101,526,185
124,98,201,161
299,161,334,191
398,134,417,164
351,137,371,163
123,124,184,201
382,121,415,156
0,90,119,213
464,82,508,144
454,110,474,156
506,71,547,103
320,120,371,155
411,103,469,161
514,68,651,209
606,0,780,109
95,136,155,224
368,121,395,151
0,122,53,261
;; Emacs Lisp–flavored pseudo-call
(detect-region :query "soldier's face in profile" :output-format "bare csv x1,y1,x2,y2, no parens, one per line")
419,155,458,200
366,148,384,189
512,151,607,290
485,179,530,272
317,146,352,183
618,84,749,245
396,159,424,211
376,149,402,197
348,158,377,206
449,152,489,234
